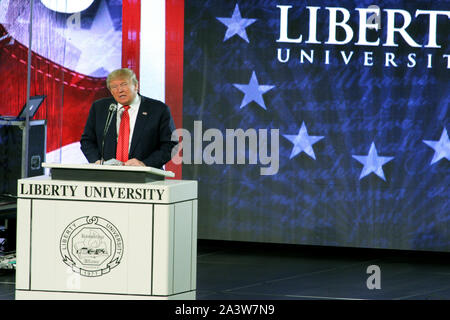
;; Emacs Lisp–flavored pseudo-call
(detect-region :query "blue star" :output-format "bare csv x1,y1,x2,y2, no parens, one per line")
423,127,450,165
233,71,275,110
216,4,257,43
352,142,394,181
282,122,324,160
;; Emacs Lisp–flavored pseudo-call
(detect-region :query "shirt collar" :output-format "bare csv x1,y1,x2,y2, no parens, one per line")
118,94,141,111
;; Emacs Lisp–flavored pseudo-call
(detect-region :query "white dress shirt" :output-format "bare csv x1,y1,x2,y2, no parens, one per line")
116,94,141,152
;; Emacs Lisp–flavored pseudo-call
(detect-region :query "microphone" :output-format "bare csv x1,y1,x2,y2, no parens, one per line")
100,103,117,164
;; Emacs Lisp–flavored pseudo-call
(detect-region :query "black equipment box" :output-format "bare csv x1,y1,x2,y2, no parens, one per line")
0,120,47,196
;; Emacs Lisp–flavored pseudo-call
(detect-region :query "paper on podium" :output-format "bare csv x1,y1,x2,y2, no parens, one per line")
103,158,123,166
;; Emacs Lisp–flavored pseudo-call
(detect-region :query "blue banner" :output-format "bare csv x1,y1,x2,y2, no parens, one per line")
183,0,449,251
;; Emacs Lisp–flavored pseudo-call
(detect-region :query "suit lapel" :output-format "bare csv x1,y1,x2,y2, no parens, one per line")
130,97,150,155
105,111,118,158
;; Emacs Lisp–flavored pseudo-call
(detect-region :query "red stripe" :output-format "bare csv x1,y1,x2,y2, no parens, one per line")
122,0,183,177
165,0,184,179
122,0,141,81
0,24,110,153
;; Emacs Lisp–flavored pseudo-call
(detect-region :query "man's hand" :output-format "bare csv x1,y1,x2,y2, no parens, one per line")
95,160,101,164
124,158,145,167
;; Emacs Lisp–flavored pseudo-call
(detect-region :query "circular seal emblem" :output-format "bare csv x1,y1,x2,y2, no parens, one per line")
60,216,124,277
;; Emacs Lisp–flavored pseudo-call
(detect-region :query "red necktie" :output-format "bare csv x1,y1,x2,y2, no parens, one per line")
116,105,130,162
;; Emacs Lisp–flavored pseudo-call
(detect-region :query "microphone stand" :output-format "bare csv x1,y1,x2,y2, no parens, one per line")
100,104,117,164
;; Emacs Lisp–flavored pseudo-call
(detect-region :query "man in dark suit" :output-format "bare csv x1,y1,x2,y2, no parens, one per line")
80,68,177,169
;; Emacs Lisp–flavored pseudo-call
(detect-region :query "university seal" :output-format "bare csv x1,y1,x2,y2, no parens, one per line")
60,216,124,277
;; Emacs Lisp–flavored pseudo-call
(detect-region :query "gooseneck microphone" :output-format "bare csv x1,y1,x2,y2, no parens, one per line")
100,103,117,164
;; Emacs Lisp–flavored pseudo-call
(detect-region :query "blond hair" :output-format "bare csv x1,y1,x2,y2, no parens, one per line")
106,68,138,90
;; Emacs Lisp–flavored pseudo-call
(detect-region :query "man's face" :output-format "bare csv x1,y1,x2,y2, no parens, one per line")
109,78,138,105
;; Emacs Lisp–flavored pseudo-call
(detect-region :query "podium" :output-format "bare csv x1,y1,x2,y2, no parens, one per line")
15,163,197,300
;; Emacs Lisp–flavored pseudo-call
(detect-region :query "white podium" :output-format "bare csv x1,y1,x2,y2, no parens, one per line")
15,163,197,300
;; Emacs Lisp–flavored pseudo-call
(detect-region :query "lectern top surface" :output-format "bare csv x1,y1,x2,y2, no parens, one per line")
42,162,175,178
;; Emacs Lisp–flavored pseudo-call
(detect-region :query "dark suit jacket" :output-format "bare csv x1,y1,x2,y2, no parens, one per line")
80,95,177,169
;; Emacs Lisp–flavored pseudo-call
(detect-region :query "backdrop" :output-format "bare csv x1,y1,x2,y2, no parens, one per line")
182,0,449,251
0,0,120,162
0,0,448,252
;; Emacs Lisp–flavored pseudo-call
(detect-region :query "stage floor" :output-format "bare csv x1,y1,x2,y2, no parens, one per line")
1,239,450,300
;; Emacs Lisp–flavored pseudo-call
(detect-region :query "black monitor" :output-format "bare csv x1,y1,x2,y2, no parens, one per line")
17,95,46,120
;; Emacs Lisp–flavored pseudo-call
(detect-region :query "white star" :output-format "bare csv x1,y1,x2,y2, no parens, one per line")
352,142,394,181
232,71,275,110
423,127,450,165
216,3,257,43
282,122,324,160
54,0,121,76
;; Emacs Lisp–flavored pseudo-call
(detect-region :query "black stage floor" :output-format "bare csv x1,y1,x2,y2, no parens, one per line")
1,239,449,300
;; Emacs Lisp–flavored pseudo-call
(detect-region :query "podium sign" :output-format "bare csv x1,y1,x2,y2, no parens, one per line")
15,164,197,300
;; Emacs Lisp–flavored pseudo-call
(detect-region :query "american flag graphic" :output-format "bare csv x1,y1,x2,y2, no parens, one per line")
182,0,449,251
